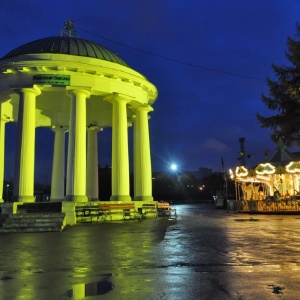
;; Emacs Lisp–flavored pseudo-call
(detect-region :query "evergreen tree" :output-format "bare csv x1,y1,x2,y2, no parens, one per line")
257,23,300,146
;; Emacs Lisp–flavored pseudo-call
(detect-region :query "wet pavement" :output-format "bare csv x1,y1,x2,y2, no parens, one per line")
1,203,300,299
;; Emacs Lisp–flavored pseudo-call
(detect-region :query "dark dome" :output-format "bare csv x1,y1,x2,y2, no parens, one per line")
1,36,129,67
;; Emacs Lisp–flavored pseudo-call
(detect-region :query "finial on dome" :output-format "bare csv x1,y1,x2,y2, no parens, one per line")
60,19,78,37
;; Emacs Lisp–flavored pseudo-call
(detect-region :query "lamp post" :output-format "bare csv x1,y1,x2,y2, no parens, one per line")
169,163,178,183
6,184,9,202
169,163,179,198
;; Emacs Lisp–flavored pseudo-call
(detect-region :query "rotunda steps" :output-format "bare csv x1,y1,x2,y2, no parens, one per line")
0,212,66,233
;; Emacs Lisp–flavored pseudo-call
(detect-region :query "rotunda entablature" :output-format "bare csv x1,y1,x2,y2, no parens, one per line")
0,54,157,103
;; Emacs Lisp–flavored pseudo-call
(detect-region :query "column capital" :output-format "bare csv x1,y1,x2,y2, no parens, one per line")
131,105,153,122
72,89,91,98
51,125,67,132
133,105,153,113
20,86,41,96
67,88,91,99
104,93,132,104
87,125,103,132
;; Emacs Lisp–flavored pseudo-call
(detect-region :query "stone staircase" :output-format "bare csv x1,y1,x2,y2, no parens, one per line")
0,212,66,233
0,202,66,233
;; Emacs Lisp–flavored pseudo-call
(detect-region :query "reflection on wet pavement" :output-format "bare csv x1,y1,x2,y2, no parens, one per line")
65,278,113,299
1,204,300,299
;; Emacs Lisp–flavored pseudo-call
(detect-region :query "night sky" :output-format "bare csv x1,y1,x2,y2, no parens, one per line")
1,0,300,182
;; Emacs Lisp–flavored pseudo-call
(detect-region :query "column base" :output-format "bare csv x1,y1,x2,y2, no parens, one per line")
15,195,35,203
64,195,88,202
50,198,65,202
62,202,77,225
0,202,22,215
89,197,99,201
133,196,154,201
110,195,132,202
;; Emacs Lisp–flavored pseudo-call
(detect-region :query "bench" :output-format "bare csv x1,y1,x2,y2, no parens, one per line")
99,203,137,220
157,202,177,217
75,202,158,222
75,203,106,222
138,203,157,218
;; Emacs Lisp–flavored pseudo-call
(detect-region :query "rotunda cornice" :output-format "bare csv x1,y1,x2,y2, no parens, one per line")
0,54,157,103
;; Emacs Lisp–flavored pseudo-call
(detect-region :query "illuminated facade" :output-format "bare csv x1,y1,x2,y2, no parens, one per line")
0,37,157,220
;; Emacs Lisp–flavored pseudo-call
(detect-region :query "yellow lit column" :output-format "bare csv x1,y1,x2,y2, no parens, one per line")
50,126,65,202
0,106,6,203
66,95,75,198
86,127,99,200
13,87,41,202
133,106,153,201
65,89,90,202
109,95,131,202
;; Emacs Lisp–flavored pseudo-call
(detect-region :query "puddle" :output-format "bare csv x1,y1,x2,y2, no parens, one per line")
65,279,113,299
0,275,13,281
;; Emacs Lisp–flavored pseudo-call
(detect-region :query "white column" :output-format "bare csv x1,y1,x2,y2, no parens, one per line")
13,87,40,202
108,95,131,202
0,105,6,203
65,89,90,202
66,95,75,198
86,127,99,200
133,106,153,201
50,126,65,202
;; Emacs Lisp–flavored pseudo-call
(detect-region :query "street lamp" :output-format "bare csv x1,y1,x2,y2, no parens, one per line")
6,184,9,202
170,163,177,171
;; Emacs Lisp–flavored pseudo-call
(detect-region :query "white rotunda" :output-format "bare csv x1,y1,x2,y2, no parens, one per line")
0,35,158,222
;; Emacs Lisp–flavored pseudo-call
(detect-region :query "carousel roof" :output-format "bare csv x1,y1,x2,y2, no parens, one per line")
266,138,299,166
0,36,129,67
232,138,300,179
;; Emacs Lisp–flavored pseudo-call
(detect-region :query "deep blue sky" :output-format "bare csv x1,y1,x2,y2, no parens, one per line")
1,0,300,182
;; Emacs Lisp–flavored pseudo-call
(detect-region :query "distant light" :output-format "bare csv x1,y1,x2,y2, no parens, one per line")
198,185,204,191
170,163,177,171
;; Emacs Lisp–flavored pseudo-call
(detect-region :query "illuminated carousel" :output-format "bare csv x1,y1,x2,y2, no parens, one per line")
230,140,300,213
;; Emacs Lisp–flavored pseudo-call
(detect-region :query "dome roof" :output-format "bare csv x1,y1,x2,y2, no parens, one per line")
1,36,129,67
